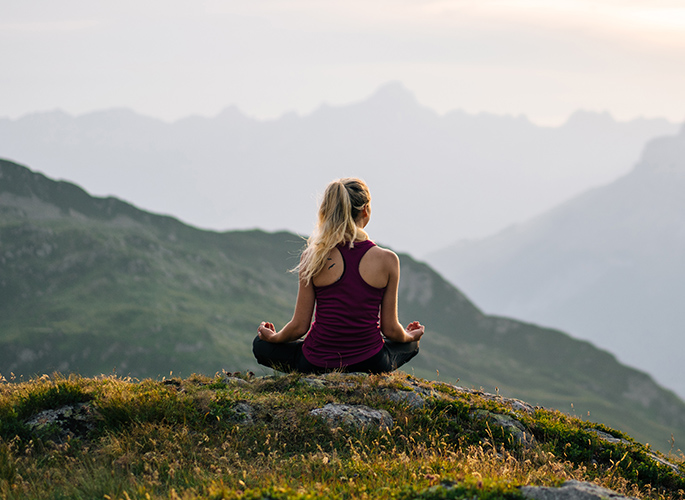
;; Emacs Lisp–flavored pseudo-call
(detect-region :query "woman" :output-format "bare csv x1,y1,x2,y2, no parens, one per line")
253,177,424,374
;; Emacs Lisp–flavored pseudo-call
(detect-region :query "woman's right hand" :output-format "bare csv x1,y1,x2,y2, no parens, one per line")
405,321,425,342
257,321,280,343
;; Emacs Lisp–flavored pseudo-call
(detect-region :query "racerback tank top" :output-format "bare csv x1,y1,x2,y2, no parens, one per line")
302,240,386,368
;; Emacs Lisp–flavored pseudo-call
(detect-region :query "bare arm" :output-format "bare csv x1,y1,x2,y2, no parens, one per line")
379,250,425,343
257,275,315,343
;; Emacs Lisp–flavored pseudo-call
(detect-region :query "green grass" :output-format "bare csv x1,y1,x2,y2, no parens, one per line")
0,372,683,500
3,158,685,456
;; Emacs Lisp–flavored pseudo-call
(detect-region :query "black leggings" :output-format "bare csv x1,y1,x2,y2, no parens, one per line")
252,336,419,374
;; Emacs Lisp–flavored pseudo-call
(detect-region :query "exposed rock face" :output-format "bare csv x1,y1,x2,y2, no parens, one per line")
24,403,99,442
520,480,639,500
471,409,536,449
586,428,630,445
231,402,255,424
310,403,393,430
380,388,426,409
222,376,250,387
587,428,683,476
444,384,536,415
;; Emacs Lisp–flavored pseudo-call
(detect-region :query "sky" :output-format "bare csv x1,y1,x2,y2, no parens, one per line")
2,0,685,126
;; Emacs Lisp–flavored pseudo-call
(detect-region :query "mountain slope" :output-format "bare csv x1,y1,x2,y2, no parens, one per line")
1,158,685,452
426,125,685,400
0,83,679,255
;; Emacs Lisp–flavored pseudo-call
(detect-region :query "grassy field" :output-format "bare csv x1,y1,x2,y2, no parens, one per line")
1,371,683,500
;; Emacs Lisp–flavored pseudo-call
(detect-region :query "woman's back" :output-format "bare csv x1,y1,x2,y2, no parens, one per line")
312,242,391,289
303,240,386,367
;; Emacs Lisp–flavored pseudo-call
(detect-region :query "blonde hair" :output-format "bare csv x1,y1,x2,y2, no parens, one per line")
297,178,371,285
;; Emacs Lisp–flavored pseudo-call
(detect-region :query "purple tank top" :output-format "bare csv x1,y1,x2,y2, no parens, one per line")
302,240,386,368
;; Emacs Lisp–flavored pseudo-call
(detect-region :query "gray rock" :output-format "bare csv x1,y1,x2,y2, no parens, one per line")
24,403,98,441
649,453,685,476
520,480,638,500
647,453,683,477
301,377,327,388
438,382,536,415
222,376,250,387
310,403,393,430
586,428,683,476
471,409,536,448
380,388,426,409
232,402,255,424
507,398,536,415
585,428,630,446
403,379,438,400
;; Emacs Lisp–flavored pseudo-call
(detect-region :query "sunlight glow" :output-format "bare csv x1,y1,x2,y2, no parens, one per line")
622,7,685,30
418,0,685,29
205,0,685,47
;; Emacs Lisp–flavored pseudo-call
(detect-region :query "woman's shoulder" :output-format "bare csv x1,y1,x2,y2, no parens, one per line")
357,242,399,288
365,242,399,266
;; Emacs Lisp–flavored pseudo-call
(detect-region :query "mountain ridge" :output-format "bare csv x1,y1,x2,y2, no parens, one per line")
1,83,679,256
426,125,685,400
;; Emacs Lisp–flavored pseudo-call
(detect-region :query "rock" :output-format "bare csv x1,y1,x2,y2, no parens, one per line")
222,376,250,387
507,398,536,415
403,378,438,400
586,428,683,476
471,409,536,448
585,428,630,445
221,371,254,384
300,373,370,390
24,403,98,442
520,480,638,500
301,377,327,388
438,383,536,415
647,453,683,476
310,403,393,430
232,402,255,424
380,388,426,409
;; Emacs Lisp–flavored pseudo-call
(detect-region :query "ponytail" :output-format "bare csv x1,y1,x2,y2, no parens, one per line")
296,178,371,285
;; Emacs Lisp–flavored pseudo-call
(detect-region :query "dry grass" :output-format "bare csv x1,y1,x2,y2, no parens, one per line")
0,372,683,499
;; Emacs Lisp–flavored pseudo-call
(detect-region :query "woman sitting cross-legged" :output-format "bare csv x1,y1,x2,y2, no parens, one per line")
253,177,425,374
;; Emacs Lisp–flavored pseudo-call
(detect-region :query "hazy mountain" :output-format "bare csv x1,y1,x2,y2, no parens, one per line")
0,82,679,257
2,158,685,451
427,125,685,400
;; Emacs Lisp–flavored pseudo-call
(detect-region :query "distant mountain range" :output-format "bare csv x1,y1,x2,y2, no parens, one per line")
427,124,685,400
2,158,685,452
0,82,679,256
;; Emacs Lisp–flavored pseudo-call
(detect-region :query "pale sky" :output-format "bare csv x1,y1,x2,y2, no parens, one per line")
2,0,685,124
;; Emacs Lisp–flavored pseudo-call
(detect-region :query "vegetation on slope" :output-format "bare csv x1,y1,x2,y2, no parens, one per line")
2,158,685,453
0,372,683,500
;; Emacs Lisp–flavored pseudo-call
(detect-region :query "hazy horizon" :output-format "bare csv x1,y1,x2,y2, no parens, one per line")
1,82,681,258
3,1,685,126
3,91,680,130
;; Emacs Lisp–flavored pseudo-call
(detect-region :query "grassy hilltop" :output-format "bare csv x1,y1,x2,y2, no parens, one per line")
1,158,685,453
0,372,683,500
